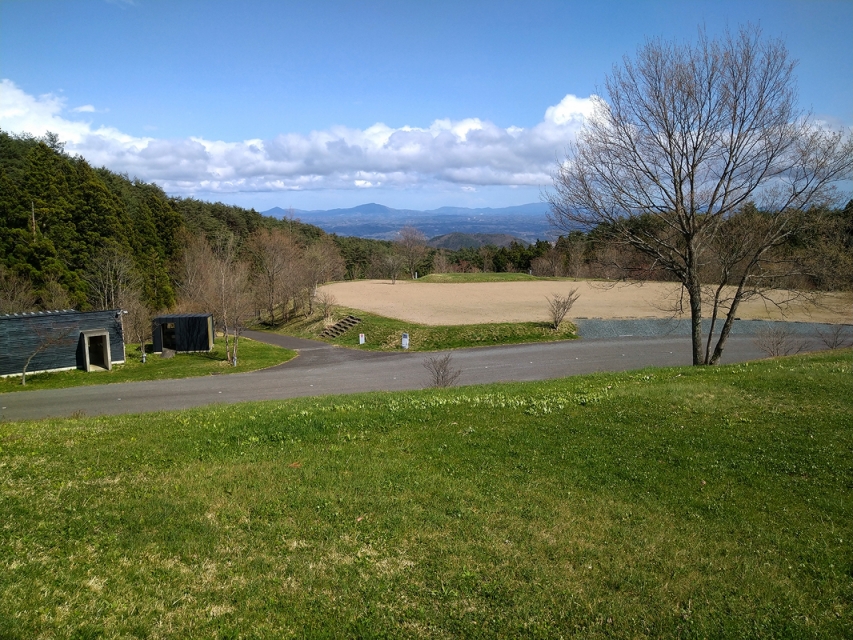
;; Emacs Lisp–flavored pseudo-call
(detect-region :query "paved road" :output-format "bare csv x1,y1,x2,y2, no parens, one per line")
0,330,775,422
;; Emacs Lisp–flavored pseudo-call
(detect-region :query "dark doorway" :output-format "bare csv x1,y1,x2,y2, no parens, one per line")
79,329,113,372
162,322,177,350
88,335,107,369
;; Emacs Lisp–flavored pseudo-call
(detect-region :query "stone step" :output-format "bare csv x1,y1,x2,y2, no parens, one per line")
319,315,362,339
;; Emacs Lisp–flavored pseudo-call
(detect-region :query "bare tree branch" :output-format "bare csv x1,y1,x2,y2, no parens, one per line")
547,25,853,365
423,353,462,388
546,289,580,330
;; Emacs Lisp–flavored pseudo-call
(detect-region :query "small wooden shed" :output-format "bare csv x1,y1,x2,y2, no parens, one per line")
0,310,126,377
151,314,214,353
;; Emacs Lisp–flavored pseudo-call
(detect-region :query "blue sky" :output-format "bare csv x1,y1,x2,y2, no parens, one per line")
1,0,851,211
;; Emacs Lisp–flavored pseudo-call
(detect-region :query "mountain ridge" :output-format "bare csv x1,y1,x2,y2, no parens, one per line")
261,202,553,241
263,202,551,217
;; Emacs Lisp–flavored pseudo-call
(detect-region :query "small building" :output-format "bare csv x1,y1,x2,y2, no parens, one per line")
0,309,126,377
151,314,214,353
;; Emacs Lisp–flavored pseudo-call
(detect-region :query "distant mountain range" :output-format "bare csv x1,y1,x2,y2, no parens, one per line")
261,202,554,242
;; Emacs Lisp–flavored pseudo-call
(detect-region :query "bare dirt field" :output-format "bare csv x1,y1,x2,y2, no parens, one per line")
319,279,852,326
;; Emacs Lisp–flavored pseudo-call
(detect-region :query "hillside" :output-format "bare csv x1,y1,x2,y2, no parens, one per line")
427,232,527,250
0,130,325,310
262,202,553,241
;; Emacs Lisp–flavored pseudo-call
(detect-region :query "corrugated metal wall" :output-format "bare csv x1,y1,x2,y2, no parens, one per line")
0,310,125,376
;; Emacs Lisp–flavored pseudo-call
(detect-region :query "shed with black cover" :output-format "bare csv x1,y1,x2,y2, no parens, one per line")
151,314,214,353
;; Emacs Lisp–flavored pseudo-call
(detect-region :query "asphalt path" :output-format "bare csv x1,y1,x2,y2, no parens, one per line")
1,330,775,422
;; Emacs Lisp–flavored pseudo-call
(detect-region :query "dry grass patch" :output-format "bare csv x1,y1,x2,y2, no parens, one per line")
319,279,852,326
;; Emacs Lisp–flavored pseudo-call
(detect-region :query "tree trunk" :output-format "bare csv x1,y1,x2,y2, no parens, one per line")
686,276,704,366
703,280,728,364
708,280,748,365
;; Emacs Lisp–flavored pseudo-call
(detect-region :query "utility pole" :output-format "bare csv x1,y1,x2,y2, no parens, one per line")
31,202,37,238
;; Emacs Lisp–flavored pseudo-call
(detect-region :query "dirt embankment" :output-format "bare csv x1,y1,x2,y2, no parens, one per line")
319,279,853,326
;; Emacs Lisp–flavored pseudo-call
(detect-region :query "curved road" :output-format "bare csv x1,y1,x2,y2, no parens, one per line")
0,330,776,422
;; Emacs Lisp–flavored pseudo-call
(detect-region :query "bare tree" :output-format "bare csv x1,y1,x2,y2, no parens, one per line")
246,228,294,324
396,226,428,278
84,244,142,311
556,232,588,279
225,260,254,367
210,234,253,366
176,232,215,313
755,325,806,358
546,289,580,330
20,321,76,385
547,26,853,365
39,275,71,311
123,294,152,363
423,353,462,388
0,266,37,314
315,290,338,320
374,250,406,284
815,324,853,350
304,237,346,314
531,245,566,277
431,252,452,274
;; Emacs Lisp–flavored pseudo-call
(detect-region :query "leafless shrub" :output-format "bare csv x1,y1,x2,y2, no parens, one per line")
123,294,152,363
0,265,36,313
815,324,853,350
755,325,807,358
531,246,566,277
84,244,141,310
20,321,76,385
546,289,580,330
316,291,337,320
396,226,428,279
431,252,451,274
40,275,71,311
423,353,462,388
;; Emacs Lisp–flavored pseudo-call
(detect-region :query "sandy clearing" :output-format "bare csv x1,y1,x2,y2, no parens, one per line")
319,279,852,326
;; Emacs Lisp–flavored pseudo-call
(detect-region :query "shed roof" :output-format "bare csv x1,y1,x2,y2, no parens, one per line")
1,309,83,321
153,313,213,320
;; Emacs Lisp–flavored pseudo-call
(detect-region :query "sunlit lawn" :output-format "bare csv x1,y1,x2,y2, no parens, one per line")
0,337,296,393
1,350,851,637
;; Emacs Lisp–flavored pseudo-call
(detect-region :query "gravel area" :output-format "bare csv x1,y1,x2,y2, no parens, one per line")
319,279,852,326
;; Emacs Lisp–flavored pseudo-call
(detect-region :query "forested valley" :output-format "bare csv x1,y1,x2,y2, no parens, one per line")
2,129,850,333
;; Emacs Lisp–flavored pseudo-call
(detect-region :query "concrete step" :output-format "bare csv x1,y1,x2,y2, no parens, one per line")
319,315,362,339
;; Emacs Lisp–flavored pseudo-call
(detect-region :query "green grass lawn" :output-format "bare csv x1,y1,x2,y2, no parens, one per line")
272,306,577,351
0,337,296,394
1,350,851,638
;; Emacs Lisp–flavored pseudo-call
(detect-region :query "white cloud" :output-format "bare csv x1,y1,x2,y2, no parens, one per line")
0,79,595,195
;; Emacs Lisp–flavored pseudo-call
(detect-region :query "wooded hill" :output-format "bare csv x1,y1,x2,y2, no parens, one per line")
0,130,326,311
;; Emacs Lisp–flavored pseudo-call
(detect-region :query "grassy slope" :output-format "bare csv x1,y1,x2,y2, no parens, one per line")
0,338,296,393
273,306,577,351
417,272,547,283
1,351,851,638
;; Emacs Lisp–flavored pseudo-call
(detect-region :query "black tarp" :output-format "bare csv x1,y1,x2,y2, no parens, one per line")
152,314,214,353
